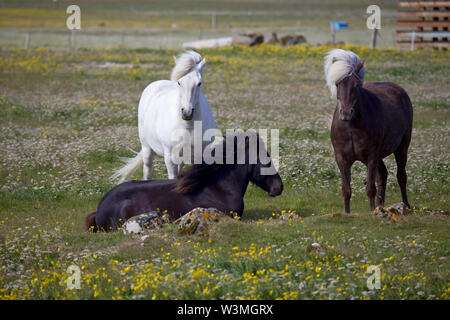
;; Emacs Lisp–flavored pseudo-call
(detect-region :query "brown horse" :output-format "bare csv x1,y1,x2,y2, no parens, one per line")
324,49,413,213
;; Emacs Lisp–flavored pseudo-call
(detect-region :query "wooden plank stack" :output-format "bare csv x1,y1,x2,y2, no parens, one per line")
396,1,450,49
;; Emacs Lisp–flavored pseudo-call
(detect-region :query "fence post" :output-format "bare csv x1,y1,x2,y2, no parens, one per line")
211,13,216,29
331,25,336,45
24,32,30,49
69,29,75,49
166,31,171,49
410,31,416,51
370,28,378,48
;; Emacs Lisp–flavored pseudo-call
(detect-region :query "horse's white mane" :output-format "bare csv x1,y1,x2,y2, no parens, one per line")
170,50,203,81
324,49,365,99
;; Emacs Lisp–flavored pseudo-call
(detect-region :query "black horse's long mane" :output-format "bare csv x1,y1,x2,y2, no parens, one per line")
173,131,258,194
173,160,227,194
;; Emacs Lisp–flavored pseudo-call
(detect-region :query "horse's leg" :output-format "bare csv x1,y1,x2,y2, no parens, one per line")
142,147,155,180
375,160,388,207
366,158,378,212
394,142,411,208
163,149,178,179
336,157,352,214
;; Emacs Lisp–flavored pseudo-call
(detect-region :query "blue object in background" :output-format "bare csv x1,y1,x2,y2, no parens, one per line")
330,21,349,44
330,21,349,31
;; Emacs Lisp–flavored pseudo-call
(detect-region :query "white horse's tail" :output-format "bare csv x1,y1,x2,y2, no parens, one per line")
324,49,365,99
110,150,143,184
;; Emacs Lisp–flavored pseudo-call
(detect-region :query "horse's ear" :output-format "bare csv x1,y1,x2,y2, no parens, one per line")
197,58,206,74
354,61,364,73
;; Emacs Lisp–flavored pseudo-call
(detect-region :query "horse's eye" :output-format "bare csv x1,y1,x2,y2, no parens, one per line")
177,81,181,86
198,82,202,87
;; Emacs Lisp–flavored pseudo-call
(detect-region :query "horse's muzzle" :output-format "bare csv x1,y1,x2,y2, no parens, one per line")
268,179,283,197
181,107,194,121
339,108,354,121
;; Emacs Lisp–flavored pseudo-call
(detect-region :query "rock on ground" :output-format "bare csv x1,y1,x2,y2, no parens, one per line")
373,202,412,222
177,207,236,236
122,211,171,234
306,243,327,255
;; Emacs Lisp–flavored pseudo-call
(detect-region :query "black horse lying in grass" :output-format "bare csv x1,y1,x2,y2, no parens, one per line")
86,131,283,232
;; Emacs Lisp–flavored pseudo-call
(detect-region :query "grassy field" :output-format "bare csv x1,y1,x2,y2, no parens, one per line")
0,0,399,48
0,43,449,300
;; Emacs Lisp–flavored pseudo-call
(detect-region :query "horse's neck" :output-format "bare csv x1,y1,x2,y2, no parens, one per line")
354,87,374,120
203,165,250,202
230,166,251,198
195,90,204,110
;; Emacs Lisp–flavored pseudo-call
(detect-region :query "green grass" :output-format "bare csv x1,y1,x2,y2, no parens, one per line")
416,100,450,111
0,44,449,300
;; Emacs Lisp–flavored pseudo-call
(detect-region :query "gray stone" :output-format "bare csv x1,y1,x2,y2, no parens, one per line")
122,211,170,234
177,207,236,236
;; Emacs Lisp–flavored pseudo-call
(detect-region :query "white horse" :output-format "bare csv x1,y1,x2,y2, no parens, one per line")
112,50,215,182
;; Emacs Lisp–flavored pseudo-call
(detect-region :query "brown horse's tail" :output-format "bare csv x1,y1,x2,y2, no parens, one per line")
85,211,98,232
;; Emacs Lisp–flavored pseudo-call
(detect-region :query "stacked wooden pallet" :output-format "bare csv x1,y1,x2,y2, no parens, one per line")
396,1,450,49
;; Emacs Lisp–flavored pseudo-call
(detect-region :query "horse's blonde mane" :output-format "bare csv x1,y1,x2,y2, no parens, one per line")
324,49,365,99
170,50,203,81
